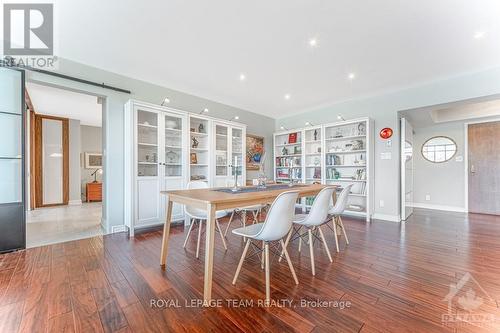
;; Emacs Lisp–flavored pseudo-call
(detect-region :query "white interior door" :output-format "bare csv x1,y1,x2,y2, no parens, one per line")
401,118,414,220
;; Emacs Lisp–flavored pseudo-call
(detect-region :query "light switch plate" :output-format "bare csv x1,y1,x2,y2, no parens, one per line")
380,152,392,160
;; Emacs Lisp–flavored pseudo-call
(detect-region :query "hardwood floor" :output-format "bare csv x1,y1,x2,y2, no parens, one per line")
1,208,499,332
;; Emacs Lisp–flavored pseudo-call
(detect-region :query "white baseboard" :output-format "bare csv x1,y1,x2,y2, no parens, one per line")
372,213,401,223
111,224,128,233
409,202,466,213
68,199,82,206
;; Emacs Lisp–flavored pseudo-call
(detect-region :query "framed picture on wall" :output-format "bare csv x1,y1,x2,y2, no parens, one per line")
246,134,264,170
84,153,102,169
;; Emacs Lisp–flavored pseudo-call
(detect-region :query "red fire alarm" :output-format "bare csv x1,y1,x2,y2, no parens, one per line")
379,127,393,139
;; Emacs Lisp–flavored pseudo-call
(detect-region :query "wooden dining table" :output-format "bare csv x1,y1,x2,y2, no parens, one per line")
159,183,329,302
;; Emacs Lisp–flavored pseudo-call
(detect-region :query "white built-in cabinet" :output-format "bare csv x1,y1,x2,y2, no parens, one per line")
124,100,246,236
273,118,373,221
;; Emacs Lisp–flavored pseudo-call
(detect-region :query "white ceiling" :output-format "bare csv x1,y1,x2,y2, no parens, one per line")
53,0,500,118
27,83,102,127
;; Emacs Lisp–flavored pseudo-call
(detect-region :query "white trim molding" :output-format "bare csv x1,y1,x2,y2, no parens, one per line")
372,213,401,223
68,199,82,206
409,202,466,213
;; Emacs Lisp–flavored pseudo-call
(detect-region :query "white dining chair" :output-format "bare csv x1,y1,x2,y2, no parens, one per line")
182,181,228,258
328,184,353,253
223,179,266,237
232,190,299,304
280,186,336,276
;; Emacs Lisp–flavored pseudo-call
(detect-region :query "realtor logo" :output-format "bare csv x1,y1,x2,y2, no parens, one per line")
3,3,53,56
442,272,496,328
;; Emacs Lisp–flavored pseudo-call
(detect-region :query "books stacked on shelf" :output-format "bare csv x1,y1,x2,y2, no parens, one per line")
276,167,302,180
276,156,301,167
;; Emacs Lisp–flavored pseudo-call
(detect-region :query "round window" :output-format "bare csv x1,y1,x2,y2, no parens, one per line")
421,136,457,163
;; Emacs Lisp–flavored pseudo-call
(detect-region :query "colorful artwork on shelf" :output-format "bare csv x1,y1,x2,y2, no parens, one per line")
246,134,264,171
288,132,298,143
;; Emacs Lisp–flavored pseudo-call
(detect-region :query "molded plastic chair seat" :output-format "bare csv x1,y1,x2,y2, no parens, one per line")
232,190,300,304
185,209,227,220
232,223,264,239
327,184,354,253
182,181,228,258
281,186,336,276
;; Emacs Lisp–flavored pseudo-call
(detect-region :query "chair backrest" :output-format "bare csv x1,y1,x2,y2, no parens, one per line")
329,184,354,215
302,187,336,226
253,190,299,241
184,181,208,216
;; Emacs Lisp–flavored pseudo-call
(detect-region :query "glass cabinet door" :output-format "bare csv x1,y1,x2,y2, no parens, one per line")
164,114,183,177
215,124,229,176
231,128,243,176
137,109,158,177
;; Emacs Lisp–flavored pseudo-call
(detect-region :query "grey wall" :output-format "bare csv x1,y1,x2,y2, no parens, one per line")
277,66,500,221
413,123,465,210
27,58,275,232
80,125,103,200
68,119,81,204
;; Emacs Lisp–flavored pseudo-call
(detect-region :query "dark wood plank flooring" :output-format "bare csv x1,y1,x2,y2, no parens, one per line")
1,209,500,332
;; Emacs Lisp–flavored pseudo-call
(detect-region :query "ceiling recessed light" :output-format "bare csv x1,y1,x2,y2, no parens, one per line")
348,73,356,80
284,94,291,100
239,73,246,81
474,31,486,39
309,38,318,47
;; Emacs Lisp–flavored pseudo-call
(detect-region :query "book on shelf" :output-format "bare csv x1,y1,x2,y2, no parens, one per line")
288,132,298,143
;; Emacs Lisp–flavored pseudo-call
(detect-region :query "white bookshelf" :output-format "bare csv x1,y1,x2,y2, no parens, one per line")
124,99,247,236
273,130,303,183
273,118,373,221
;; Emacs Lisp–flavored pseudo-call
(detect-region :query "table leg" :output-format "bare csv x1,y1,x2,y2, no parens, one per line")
203,203,216,303
160,199,173,267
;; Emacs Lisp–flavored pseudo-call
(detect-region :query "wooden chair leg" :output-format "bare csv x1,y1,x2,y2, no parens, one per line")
183,218,195,248
308,229,315,276
196,219,202,258
264,242,271,304
261,241,265,270
252,210,259,224
333,216,340,253
318,226,333,263
224,210,235,237
216,219,227,250
280,239,298,285
232,239,251,285
339,216,349,245
278,228,293,263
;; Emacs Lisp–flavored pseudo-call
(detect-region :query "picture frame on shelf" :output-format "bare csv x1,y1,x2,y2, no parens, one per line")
288,132,298,143
190,153,197,164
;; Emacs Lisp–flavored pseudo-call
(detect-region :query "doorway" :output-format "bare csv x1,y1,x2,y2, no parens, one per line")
33,114,69,207
25,82,105,247
467,120,500,215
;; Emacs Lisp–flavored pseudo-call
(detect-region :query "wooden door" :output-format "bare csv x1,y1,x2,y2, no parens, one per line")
468,121,500,215
34,115,69,207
